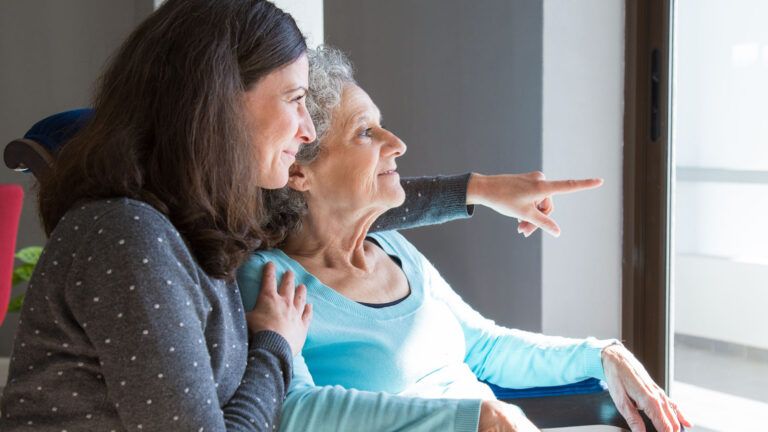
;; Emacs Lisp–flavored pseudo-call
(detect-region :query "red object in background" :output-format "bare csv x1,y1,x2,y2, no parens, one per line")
0,184,24,325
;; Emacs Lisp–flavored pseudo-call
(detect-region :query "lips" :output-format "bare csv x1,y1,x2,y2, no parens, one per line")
378,167,398,176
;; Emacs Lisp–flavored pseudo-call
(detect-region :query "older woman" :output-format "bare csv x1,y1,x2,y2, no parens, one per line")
238,47,692,432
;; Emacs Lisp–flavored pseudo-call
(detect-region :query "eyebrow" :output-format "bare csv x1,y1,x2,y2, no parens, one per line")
283,86,308,95
345,110,383,131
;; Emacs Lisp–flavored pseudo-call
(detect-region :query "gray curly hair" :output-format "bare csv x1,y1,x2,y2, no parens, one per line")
261,45,356,247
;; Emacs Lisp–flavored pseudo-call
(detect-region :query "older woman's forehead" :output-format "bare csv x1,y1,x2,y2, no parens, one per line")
338,86,381,129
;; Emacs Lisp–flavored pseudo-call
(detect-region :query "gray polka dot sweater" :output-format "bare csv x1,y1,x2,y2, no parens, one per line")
0,174,471,431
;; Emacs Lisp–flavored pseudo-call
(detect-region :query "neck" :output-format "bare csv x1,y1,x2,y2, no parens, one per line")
282,204,386,273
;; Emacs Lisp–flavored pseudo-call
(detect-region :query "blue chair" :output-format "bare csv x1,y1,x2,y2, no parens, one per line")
4,109,93,178
4,109,654,431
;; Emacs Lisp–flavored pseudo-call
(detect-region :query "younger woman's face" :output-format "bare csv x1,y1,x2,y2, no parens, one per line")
244,54,317,189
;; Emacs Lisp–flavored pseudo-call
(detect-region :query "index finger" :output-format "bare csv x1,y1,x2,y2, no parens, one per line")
670,401,693,429
259,262,278,296
543,178,604,195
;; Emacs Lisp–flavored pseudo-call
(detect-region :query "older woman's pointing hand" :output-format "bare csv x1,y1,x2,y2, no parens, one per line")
466,171,604,237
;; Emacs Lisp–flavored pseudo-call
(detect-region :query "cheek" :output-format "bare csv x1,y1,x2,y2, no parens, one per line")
280,105,303,136
253,105,297,149
350,163,384,200
262,127,294,169
314,160,364,198
250,122,296,188
314,147,383,200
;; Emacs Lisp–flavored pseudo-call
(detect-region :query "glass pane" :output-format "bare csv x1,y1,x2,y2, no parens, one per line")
671,1,768,430
673,1,768,171
675,182,768,264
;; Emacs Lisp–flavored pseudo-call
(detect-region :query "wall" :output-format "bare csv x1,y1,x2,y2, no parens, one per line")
272,0,323,48
541,0,624,339
325,0,545,330
0,0,154,356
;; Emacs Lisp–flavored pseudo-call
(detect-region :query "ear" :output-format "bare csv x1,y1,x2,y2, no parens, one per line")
287,163,310,192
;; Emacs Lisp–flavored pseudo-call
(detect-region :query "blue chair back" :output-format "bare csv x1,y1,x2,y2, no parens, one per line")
3,109,92,176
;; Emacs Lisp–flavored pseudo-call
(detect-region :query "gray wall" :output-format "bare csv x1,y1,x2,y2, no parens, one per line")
0,0,153,355
325,0,544,330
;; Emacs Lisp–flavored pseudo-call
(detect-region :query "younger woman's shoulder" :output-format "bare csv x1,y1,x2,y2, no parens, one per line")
51,197,197,273
57,197,177,238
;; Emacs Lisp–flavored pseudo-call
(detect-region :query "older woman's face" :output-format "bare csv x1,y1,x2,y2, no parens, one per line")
302,83,407,213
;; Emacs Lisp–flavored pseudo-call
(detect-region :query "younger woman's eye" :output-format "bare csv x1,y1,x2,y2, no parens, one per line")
292,93,306,103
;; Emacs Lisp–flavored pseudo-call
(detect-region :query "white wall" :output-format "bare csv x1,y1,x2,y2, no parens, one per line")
271,0,324,47
541,1,625,339
154,0,324,46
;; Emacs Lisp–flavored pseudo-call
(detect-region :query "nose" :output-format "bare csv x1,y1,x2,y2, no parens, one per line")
383,129,407,157
297,105,317,144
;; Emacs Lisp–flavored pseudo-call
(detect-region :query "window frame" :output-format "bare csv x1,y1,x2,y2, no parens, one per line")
622,0,673,390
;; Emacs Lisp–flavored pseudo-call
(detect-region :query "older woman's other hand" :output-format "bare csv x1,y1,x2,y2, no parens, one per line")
478,400,540,432
466,172,603,237
602,344,693,432
246,262,313,355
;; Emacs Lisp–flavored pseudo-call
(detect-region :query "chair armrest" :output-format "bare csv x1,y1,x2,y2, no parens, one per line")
487,377,607,399
4,138,54,179
491,379,656,430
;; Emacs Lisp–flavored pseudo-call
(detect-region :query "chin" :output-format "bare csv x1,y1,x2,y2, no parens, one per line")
391,189,406,207
256,170,290,190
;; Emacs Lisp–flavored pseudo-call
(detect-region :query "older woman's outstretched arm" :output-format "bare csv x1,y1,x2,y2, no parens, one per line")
373,174,475,232
373,172,603,236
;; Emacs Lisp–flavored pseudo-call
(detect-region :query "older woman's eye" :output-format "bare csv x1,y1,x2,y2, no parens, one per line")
360,128,373,138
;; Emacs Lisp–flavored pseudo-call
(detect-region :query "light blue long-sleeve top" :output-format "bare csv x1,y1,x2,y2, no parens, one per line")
237,231,615,432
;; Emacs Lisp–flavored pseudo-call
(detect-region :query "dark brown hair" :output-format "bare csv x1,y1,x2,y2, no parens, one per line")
37,0,306,279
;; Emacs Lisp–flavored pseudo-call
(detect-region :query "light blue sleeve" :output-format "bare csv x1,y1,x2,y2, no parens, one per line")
236,252,483,432
280,354,481,432
418,253,617,388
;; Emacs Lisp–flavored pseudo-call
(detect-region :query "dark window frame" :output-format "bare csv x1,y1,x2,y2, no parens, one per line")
622,0,673,390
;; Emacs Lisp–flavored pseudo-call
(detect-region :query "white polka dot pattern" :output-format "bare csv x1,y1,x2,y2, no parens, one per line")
0,198,293,431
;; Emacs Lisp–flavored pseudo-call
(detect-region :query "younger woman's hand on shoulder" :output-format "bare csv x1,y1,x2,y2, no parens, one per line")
478,400,540,432
246,262,313,355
